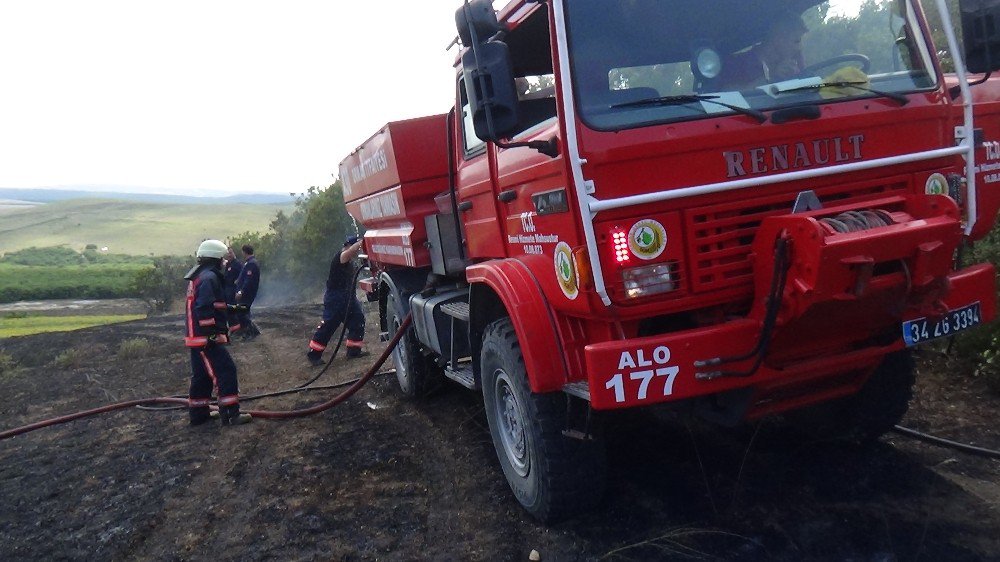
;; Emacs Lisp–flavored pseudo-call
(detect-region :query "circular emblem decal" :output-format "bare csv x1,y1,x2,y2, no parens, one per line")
553,242,578,300
628,219,667,260
925,173,948,196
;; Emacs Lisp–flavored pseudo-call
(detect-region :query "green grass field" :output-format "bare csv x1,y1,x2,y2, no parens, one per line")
0,198,291,256
0,314,146,338
0,263,150,302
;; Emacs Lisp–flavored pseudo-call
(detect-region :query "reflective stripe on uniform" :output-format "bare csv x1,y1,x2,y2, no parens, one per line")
218,394,239,406
346,339,364,348
213,301,228,309
185,279,197,339
199,318,216,326
185,336,208,347
188,398,212,407
199,351,219,386
309,340,326,352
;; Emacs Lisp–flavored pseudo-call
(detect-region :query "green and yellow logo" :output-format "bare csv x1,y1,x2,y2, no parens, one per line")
628,219,667,260
553,242,578,300
925,173,948,196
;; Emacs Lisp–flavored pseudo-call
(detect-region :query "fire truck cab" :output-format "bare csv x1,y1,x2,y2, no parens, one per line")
341,0,1000,522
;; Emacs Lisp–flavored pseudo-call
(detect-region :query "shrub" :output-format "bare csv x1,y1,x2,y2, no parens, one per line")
0,246,153,267
131,256,189,313
954,223,1000,393
0,246,81,266
53,348,85,369
117,338,151,361
972,335,1000,393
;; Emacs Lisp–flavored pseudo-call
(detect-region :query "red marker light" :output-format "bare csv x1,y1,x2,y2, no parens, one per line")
612,229,630,263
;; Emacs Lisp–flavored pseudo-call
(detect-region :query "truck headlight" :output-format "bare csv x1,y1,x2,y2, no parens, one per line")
622,262,677,298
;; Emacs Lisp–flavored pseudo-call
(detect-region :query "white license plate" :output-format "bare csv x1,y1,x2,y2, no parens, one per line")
902,302,982,346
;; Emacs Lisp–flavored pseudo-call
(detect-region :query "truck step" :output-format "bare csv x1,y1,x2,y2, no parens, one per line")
439,301,470,322
562,381,591,401
444,364,477,390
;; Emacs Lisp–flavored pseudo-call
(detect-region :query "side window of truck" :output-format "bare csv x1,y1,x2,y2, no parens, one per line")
459,5,555,157
459,77,487,157
506,5,556,137
513,75,557,137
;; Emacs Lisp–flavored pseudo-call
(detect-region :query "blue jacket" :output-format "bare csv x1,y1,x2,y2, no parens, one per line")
185,265,229,348
236,256,260,303
223,258,242,304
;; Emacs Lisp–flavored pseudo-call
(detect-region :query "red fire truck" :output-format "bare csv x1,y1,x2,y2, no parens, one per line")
340,0,1000,522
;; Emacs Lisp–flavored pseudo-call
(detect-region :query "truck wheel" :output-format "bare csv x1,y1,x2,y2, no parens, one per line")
788,350,915,443
388,290,441,398
480,317,606,523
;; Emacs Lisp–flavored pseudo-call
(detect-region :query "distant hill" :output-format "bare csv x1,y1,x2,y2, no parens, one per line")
0,187,296,206
0,197,294,256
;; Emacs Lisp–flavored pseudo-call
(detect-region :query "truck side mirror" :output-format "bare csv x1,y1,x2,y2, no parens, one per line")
462,42,520,142
455,0,502,46
961,0,1000,72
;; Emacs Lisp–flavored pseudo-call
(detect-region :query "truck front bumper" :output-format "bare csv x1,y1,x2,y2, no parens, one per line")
583,261,995,414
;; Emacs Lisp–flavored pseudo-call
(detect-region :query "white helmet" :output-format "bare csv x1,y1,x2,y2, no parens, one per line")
196,239,228,259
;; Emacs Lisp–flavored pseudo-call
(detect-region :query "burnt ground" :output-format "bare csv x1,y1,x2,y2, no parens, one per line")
1,301,999,561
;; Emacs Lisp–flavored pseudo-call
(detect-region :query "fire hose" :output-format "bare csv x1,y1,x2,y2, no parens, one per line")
295,264,372,389
0,315,410,440
137,263,377,414
247,314,409,419
3,310,1000,461
891,424,1000,459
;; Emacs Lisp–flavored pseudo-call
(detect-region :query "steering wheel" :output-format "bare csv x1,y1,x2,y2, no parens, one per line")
799,54,871,77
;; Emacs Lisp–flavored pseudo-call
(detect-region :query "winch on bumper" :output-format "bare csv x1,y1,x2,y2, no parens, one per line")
582,194,996,414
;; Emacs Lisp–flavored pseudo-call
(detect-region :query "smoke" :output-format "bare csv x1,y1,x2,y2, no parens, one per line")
254,272,323,308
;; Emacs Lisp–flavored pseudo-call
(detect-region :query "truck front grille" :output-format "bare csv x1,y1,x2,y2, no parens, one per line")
686,179,908,294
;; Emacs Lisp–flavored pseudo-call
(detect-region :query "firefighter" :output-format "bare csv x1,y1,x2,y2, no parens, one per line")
234,244,261,340
306,235,367,366
223,245,243,331
185,239,251,426
713,12,808,90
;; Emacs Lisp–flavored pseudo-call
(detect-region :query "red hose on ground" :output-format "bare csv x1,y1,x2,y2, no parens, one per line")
0,315,411,439
246,315,410,419
0,397,190,440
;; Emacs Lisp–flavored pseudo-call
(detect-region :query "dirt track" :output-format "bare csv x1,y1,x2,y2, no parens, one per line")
1,303,999,560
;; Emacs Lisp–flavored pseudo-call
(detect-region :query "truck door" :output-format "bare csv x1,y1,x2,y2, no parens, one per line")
493,4,575,262
456,77,506,259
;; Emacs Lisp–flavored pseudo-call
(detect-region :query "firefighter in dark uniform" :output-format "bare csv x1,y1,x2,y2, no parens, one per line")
185,240,251,426
306,235,367,366
234,244,261,340
223,245,243,331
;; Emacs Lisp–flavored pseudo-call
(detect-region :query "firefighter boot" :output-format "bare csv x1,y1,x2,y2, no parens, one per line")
346,346,369,359
243,321,261,341
220,405,252,426
306,351,325,367
189,406,214,426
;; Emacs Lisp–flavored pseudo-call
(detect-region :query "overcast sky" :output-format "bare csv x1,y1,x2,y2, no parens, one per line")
0,1,460,196
0,0,875,197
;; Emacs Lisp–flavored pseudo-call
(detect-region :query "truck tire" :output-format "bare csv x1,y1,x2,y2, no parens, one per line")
788,350,915,444
388,289,441,398
480,317,606,523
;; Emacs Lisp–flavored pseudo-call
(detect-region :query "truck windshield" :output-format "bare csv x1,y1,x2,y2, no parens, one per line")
565,0,937,130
